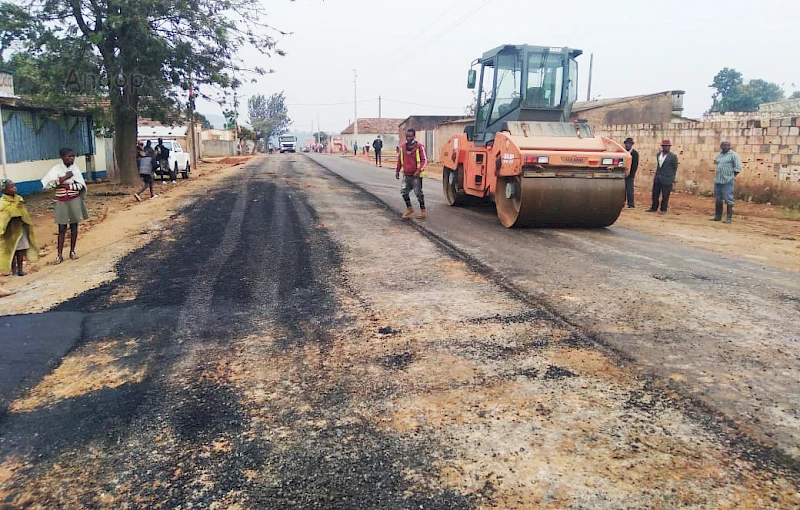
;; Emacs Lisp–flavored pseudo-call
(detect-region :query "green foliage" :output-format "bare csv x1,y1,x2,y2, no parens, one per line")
248,92,290,141
0,0,290,182
710,68,785,112
222,108,238,131
195,112,213,129
312,131,328,144
790,91,800,100
238,125,255,140
0,3,40,59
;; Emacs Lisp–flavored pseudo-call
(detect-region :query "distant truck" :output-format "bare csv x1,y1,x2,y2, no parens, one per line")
279,134,298,153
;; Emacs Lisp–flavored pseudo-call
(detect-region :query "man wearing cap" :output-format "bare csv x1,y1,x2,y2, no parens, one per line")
647,139,679,215
712,140,742,223
623,137,639,208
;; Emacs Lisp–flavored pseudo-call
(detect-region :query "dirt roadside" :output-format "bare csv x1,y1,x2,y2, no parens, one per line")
0,156,255,314
345,153,800,273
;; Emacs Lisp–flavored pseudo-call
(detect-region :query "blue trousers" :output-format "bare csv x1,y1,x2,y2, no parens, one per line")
714,181,734,205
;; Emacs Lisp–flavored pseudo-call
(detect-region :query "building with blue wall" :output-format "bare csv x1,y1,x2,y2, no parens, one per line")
1,97,102,196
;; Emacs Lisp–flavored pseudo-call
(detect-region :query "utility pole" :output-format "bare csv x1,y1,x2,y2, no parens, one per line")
378,95,382,137
586,53,594,101
0,104,7,179
188,82,197,171
353,69,358,143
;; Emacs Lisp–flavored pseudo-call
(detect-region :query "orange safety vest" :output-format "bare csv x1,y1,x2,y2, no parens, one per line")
398,144,426,178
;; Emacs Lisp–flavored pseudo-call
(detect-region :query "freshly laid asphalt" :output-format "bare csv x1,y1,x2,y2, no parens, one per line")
0,311,84,412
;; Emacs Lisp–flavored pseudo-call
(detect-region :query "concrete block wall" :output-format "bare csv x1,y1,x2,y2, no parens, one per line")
595,117,800,195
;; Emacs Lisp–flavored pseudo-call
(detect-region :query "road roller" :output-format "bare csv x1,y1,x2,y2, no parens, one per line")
440,44,631,227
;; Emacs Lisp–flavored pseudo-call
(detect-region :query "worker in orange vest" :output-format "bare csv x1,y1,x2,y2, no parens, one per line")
395,128,427,219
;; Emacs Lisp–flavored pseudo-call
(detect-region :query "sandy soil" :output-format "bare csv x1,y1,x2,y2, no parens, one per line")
0,157,254,313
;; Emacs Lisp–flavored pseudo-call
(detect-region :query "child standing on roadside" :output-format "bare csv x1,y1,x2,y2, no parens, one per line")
40,147,89,264
0,178,39,276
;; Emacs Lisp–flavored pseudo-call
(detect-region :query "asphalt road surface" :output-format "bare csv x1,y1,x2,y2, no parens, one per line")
308,153,800,464
0,158,480,508
1,154,798,508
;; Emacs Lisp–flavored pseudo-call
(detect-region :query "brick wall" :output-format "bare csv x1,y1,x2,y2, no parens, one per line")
595,117,800,194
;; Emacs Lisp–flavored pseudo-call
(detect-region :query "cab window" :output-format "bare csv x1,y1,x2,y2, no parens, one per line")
489,52,523,124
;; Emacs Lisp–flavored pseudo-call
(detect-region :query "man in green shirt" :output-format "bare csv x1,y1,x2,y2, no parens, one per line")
712,141,742,223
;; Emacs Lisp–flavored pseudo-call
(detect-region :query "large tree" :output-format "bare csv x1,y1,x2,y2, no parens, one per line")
1,0,289,184
710,68,785,112
248,92,290,142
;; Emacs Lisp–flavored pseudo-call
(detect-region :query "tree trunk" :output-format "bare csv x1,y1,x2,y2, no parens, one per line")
113,110,138,184
110,85,139,184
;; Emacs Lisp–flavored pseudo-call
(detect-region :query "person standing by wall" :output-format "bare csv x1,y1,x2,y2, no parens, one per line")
372,135,383,166
647,139,679,215
353,141,358,156
395,128,427,219
40,147,89,264
712,140,742,223
623,137,639,209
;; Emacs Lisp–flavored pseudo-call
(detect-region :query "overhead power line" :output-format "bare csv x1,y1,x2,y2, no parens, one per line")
398,0,496,63
388,0,471,54
381,98,465,111
287,98,377,107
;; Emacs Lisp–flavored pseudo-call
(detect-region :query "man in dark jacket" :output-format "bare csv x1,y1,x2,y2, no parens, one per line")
155,138,173,182
372,136,383,166
623,137,639,208
647,139,679,215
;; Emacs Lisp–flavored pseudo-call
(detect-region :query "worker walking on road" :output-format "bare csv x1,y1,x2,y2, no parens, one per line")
396,128,427,219
712,140,742,223
623,137,639,208
372,136,383,166
647,139,679,215
134,151,157,202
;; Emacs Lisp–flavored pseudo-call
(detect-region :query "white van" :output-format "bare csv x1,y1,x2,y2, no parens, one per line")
138,139,191,180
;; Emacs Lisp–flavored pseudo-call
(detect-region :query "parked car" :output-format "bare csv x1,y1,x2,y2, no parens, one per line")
138,139,191,180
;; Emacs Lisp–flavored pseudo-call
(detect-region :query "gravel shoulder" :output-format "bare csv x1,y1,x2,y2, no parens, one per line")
310,153,800,471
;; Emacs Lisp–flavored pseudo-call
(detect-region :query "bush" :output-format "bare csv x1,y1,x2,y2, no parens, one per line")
733,178,800,209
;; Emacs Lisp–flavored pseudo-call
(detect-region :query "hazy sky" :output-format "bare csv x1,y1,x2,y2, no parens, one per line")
196,0,800,133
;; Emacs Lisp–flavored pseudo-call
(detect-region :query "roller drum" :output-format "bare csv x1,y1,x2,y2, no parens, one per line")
496,176,624,228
